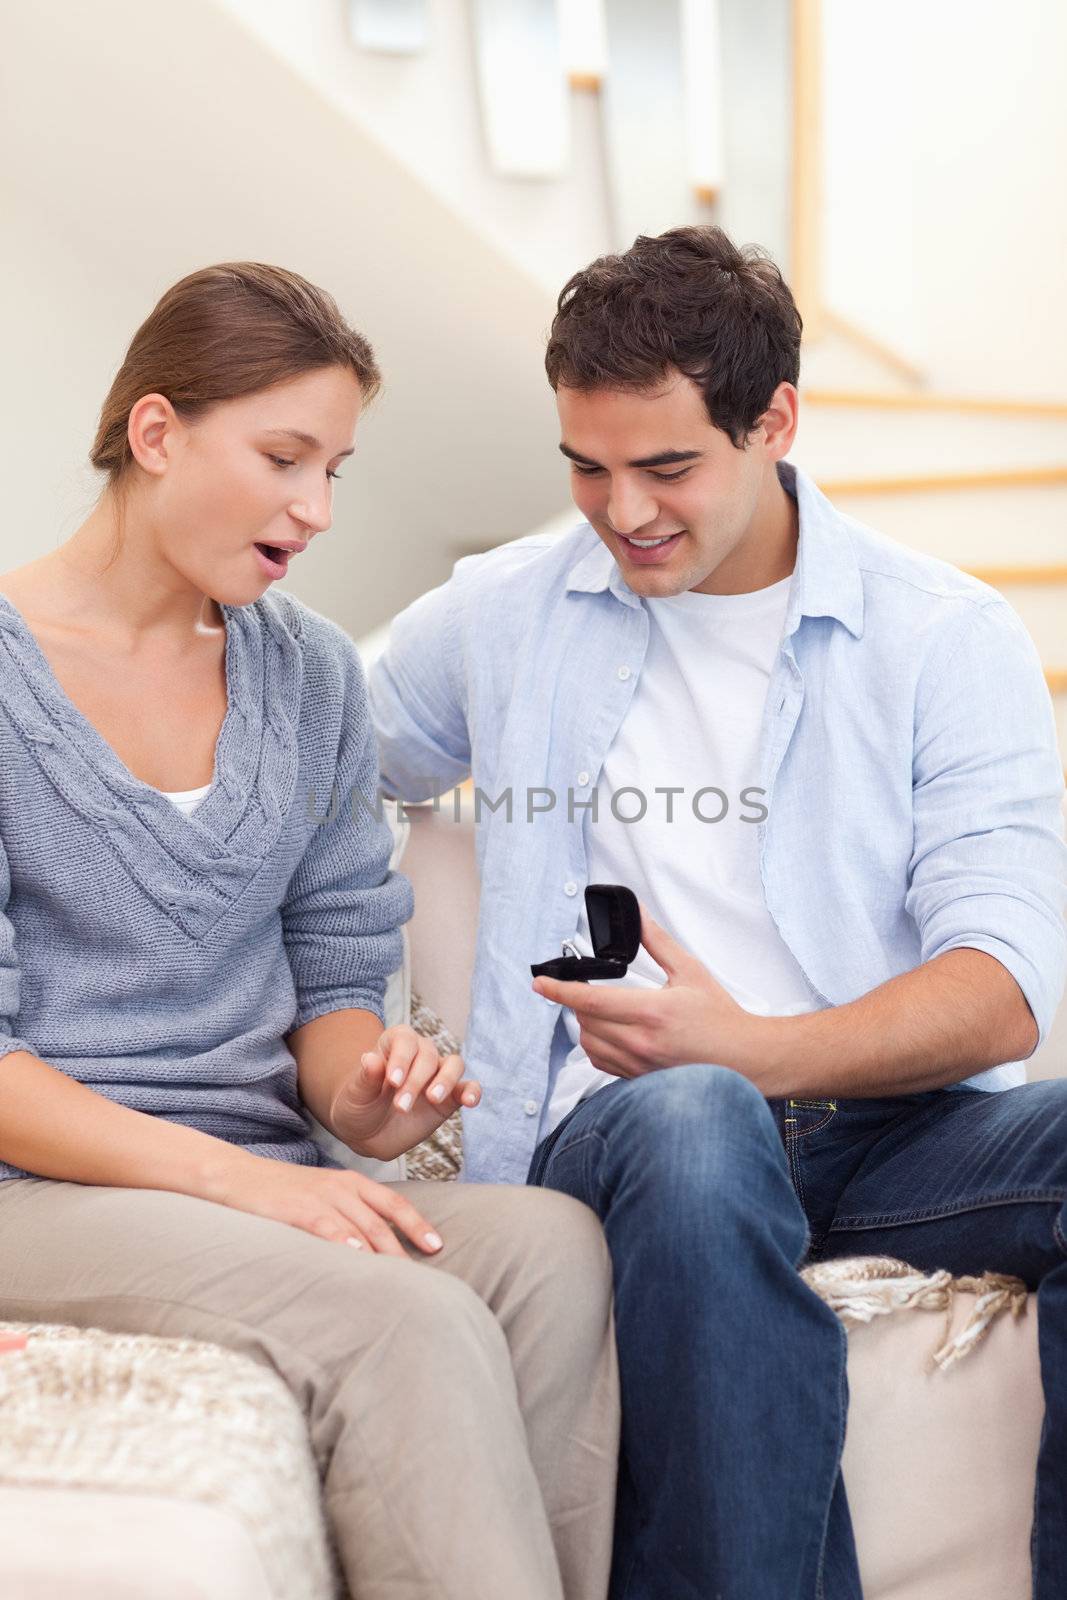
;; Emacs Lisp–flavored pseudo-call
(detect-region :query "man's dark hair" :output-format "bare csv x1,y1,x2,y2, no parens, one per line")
545,226,802,448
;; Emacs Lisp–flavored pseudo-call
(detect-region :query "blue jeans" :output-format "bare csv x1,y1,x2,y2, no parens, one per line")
527,1065,1067,1600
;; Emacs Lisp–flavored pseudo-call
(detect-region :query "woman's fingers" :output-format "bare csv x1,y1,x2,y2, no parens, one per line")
350,1048,389,1105
345,1175,444,1256
347,1202,410,1257
371,1028,476,1119
377,1027,420,1089
390,1037,441,1113
423,1052,469,1106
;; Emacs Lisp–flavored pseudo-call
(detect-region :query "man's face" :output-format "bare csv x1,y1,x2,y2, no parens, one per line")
556,371,788,597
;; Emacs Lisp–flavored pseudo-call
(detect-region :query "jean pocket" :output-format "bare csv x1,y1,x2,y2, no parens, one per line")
784,1098,838,1138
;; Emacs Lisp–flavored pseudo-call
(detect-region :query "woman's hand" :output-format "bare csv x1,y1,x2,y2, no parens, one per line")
213,1153,446,1257
328,1024,482,1162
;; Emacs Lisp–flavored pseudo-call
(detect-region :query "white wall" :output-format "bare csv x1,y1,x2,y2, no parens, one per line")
820,0,1067,396
4,0,1065,649
0,0,573,639
216,0,614,297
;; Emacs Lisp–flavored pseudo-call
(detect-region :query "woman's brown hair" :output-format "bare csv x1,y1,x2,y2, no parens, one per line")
545,226,802,448
91,262,380,484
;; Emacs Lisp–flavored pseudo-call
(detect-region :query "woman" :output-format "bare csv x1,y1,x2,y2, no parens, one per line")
0,263,618,1600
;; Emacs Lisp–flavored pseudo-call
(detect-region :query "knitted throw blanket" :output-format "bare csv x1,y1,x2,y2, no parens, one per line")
801,1256,1029,1370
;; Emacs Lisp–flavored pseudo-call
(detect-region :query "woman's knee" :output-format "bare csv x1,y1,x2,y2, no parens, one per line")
497,1185,613,1308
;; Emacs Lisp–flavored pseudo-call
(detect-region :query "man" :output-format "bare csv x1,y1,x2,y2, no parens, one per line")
369,226,1067,1598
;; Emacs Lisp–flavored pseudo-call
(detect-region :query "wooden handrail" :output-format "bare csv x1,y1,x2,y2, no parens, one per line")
819,466,1067,497
1046,668,1067,695
568,69,602,92
819,310,926,389
804,389,1067,417
790,0,823,338
965,564,1067,586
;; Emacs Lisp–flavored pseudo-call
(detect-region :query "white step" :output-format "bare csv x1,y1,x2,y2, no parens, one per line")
794,405,1067,483
819,482,1067,570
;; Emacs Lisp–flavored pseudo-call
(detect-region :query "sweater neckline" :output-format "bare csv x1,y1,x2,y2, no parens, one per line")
0,592,305,940
0,591,240,829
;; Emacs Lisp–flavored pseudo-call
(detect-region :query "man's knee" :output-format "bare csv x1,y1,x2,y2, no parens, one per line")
599,1064,791,1226
618,1063,773,1162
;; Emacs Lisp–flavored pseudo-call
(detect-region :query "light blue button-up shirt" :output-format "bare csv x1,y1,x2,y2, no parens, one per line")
369,462,1067,1184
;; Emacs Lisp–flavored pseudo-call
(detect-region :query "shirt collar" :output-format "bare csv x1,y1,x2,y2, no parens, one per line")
564,460,865,639
565,534,643,608
780,461,865,640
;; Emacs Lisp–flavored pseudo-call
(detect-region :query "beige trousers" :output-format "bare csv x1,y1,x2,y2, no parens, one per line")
0,1176,619,1600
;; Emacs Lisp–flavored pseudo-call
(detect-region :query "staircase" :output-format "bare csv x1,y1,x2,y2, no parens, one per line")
795,336,1067,766
6,0,1063,753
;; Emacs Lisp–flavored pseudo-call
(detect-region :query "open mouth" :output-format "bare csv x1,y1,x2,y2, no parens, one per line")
253,543,291,579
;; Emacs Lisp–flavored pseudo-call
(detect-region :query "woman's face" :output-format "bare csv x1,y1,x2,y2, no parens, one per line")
145,365,363,605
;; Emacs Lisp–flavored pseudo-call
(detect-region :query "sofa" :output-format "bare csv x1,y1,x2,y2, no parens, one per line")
0,797,1050,1599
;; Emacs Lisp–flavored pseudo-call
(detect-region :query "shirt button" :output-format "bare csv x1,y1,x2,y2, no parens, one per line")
564,880,578,897
617,665,631,681
577,771,590,787
523,1099,539,1117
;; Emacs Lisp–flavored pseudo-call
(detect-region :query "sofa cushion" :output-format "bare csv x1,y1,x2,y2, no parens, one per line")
0,1322,339,1600
836,1267,1041,1600
0,1487,277,1600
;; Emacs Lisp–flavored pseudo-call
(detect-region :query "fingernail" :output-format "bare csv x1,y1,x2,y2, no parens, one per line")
346,1238,364,1251
428,1084,445,1101
424,1232,443,1251
389,1068,404,1086
396,1092,413,1112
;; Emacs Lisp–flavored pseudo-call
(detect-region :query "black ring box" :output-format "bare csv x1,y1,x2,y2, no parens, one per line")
530,884,641,983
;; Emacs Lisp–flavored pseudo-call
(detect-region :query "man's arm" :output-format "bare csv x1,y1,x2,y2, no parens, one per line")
757,946,1037,1095
367,576,472,802
900,594,1067,1055
534,914,1038,1097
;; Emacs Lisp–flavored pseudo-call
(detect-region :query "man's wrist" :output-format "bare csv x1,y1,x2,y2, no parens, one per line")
724,1008,825,1098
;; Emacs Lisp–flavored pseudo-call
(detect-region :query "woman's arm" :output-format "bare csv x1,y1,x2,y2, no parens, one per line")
290,1006,384,1135
0,1046,251,1197
0,1046,446,1256
0,823,252,1195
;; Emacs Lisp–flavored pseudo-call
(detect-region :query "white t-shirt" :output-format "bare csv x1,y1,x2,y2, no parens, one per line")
160,781,212,819
546,571,819,1133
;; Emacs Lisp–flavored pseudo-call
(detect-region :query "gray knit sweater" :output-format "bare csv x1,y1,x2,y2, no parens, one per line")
0,590,412,1180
